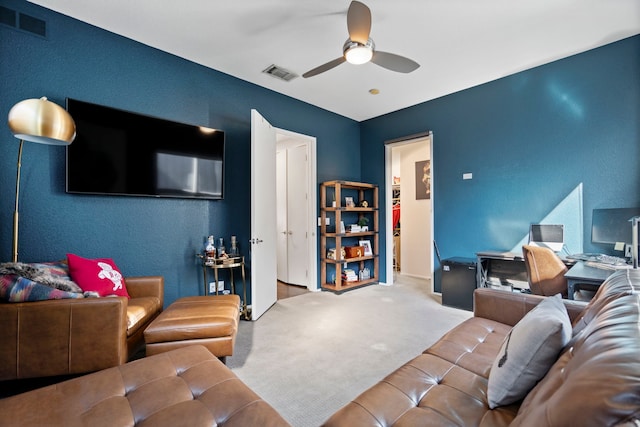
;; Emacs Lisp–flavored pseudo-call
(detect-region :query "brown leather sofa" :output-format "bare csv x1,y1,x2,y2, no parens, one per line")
0,345,291,427
324,268,640,426
0,276,164,381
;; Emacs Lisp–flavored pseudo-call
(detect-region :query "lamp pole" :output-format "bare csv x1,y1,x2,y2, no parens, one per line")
12,139,24,263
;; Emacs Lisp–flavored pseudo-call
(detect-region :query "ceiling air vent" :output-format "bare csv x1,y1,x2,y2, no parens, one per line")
262,64,298,82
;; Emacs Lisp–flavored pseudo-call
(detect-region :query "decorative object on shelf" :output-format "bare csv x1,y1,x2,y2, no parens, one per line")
359,267,371,281
345,246,365,258
7,97,76,263
327,247,346,260
359,240,373,256
358,214,369,228
345,196,355,208
415,159,431,200
359,200,368,208
340,221,346,234
347,224,362,233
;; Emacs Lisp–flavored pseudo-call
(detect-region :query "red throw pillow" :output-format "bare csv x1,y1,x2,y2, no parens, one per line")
66,253,129,298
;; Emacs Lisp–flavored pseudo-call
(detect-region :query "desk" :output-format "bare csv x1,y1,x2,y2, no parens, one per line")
564,261,612,300
476,251,529,290
477,250,576,291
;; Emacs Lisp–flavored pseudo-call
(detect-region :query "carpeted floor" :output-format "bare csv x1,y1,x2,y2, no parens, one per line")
227,275,472,427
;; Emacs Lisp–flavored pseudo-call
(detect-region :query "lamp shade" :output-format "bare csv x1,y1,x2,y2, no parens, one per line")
8,97,76,145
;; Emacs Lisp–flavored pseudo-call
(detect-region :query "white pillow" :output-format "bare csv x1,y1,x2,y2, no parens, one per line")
487,294,571,408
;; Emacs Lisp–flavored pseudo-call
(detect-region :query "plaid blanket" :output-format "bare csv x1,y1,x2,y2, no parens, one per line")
0,262,84,302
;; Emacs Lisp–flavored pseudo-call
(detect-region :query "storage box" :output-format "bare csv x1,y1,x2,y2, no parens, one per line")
345,246,365,258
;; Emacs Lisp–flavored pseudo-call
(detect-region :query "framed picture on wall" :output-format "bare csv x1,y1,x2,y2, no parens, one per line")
359,240,373,256
415,160,431,200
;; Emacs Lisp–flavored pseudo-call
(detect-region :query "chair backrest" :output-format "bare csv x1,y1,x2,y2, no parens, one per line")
522,245,568,297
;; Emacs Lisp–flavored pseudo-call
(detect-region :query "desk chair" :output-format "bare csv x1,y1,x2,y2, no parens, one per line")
522,245,568,298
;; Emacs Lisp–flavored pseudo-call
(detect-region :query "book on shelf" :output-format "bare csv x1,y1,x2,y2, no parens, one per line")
342,268,358,282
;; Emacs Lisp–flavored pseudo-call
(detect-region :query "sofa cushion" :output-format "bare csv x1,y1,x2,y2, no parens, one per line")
487,294,571,409
323,352,519,427
67,253,130,298
126,296,162,336
510,269,640,426
425,317,512,378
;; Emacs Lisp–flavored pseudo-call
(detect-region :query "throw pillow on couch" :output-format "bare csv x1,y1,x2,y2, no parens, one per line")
487,293,572,408
67,253,130,298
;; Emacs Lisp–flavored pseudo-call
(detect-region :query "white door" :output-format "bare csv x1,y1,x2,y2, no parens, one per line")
276,149,288,282
250,110,278,320
286,144,309,286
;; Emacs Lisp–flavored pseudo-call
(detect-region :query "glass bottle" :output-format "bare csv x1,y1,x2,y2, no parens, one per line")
205,235,216,261
217,237,226,258
229,235,239,257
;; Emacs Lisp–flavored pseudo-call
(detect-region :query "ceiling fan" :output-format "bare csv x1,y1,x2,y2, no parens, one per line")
302,1,420,78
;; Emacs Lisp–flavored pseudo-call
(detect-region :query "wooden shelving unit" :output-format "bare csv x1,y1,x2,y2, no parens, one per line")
320,180,379,292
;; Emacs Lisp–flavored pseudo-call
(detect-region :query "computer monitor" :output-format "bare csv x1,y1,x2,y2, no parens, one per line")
591,208,640,245
528,224,564,252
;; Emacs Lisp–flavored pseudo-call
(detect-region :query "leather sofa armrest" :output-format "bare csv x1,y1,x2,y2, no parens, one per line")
125,276,164,307
473,288,586,326
0,297,128,381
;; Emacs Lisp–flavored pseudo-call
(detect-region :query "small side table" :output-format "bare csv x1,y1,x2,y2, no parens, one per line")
197,255,250,320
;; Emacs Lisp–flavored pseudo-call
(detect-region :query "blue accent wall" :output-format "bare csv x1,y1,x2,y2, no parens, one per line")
0,0,360,306
362,35,640,290
2,0,638,300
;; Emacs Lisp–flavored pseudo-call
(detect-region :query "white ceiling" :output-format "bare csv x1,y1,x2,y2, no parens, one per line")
28,0,640,122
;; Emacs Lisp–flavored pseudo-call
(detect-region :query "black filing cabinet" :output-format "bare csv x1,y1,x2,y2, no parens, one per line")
441,257,477,311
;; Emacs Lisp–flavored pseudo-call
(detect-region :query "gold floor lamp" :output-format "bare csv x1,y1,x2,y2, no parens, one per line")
7,97,76,263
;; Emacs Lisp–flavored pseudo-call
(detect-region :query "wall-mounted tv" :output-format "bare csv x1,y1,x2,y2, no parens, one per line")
66,98,224,200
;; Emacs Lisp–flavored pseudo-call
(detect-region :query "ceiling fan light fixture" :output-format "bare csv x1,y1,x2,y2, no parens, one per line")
344,38,374,65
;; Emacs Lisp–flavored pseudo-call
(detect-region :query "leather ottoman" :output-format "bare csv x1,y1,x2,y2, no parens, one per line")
144,295,240,362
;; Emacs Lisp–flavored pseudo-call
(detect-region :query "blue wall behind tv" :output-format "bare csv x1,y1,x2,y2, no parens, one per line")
361,35,639,291
1,0,638,301
0,0,360,306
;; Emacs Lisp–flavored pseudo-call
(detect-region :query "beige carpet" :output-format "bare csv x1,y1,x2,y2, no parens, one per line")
227,276,472,427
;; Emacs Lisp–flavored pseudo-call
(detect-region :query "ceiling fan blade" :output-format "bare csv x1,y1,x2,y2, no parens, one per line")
302,57,347,78
347,1,371,44
371,51,420,73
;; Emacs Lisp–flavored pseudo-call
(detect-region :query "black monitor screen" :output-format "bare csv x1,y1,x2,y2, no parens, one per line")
591,208,640,245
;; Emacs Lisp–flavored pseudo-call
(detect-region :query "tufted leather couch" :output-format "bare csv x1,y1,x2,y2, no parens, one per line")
324,268,640,426
0,345,291,427
0,276,164,381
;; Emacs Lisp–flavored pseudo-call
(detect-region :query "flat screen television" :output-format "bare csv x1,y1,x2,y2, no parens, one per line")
592,207,640,245
66,98,224,200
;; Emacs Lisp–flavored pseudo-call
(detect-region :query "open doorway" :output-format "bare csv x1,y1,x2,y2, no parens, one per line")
384,132,433,290
275,129,317,296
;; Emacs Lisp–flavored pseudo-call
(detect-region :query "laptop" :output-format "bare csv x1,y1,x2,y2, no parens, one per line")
528,224,564,252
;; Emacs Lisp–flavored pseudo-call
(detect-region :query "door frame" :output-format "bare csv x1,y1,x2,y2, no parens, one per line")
384,131,434,290
275,128,318,292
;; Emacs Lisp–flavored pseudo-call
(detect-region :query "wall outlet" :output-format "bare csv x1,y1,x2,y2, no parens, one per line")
209,281,225,293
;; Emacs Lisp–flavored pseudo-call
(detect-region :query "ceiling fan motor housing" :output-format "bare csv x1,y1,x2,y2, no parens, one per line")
343,38,374,64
